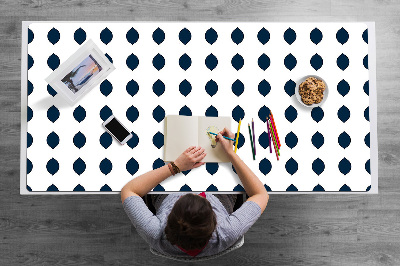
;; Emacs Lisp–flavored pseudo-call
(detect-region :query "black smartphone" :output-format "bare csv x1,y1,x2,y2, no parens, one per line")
102,115,133,144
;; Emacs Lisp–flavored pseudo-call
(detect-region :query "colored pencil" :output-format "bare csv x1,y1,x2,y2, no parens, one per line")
266,118,272,153
269,114,280,149
271,122,280,156
207,132,236,141
248,123,255,160
234,119,241,153
269,119,280,160
270,113,281,149
252,118,256,156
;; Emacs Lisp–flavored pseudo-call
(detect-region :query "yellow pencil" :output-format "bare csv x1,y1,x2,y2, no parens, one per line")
234,119,241,153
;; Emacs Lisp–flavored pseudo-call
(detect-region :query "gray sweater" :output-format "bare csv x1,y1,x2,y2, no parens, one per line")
123,192,261,258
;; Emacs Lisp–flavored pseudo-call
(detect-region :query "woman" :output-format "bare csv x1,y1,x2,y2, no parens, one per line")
121,128,269,258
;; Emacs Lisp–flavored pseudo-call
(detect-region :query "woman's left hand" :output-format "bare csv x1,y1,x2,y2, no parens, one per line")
174,146,207,172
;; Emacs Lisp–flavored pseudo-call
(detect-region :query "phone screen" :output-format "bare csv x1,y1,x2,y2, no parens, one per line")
105,118,130,142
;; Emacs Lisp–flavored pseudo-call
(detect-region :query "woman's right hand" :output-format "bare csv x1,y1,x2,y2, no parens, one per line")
215,127,235,156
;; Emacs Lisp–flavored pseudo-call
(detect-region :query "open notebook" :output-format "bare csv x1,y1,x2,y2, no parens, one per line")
164,115,232,163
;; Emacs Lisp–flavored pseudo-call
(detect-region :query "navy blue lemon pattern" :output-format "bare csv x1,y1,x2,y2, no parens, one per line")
26,24,370,192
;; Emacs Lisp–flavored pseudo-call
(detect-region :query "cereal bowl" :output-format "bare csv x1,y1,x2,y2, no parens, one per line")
295,75,329,108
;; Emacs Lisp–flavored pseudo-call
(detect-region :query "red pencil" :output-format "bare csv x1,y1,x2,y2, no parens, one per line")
270,113,281,149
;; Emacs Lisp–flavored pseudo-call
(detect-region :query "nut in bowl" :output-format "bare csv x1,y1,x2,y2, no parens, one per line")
295,75,328,108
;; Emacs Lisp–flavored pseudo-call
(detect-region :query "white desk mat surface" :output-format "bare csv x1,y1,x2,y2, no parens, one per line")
23,22,373,193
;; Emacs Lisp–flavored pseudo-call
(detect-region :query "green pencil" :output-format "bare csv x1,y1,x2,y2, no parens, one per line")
248,123,255,160
269,119,280,158
268,120,281,157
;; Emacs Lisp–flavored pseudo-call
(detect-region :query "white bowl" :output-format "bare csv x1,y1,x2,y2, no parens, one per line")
295,75,328,108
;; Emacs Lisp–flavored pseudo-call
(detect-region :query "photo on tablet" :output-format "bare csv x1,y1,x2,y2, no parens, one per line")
45,39,115,105
62,55,103,94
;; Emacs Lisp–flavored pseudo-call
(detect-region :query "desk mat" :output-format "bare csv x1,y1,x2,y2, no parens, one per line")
24,22,373,193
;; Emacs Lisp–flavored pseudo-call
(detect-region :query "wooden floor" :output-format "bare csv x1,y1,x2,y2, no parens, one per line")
1,0,399,265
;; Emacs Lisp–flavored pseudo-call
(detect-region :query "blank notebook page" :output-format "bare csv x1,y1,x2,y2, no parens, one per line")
164,115,198,162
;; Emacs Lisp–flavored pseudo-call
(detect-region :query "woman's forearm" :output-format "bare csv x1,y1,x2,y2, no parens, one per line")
121,165,172,198
121,146,207,202
228,152,267,197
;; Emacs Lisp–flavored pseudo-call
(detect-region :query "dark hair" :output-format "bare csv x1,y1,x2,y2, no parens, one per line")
165,193,217,250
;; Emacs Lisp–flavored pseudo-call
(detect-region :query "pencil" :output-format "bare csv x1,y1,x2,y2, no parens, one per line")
207,132,235,141
252,119,256,156
269,120,279,160
248,123,255,160
269,118,280,160
270,118,280,151
270,122,280,156
234,119,241,153
269,114,279,149
266,118,272,153
270,113,281,149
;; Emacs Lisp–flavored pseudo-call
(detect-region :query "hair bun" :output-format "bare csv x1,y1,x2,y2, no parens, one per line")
177,219,188,231
165,194,217,250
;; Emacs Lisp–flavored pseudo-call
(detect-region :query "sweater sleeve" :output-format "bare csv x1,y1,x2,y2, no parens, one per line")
217,200,262,247
123,195,162,245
